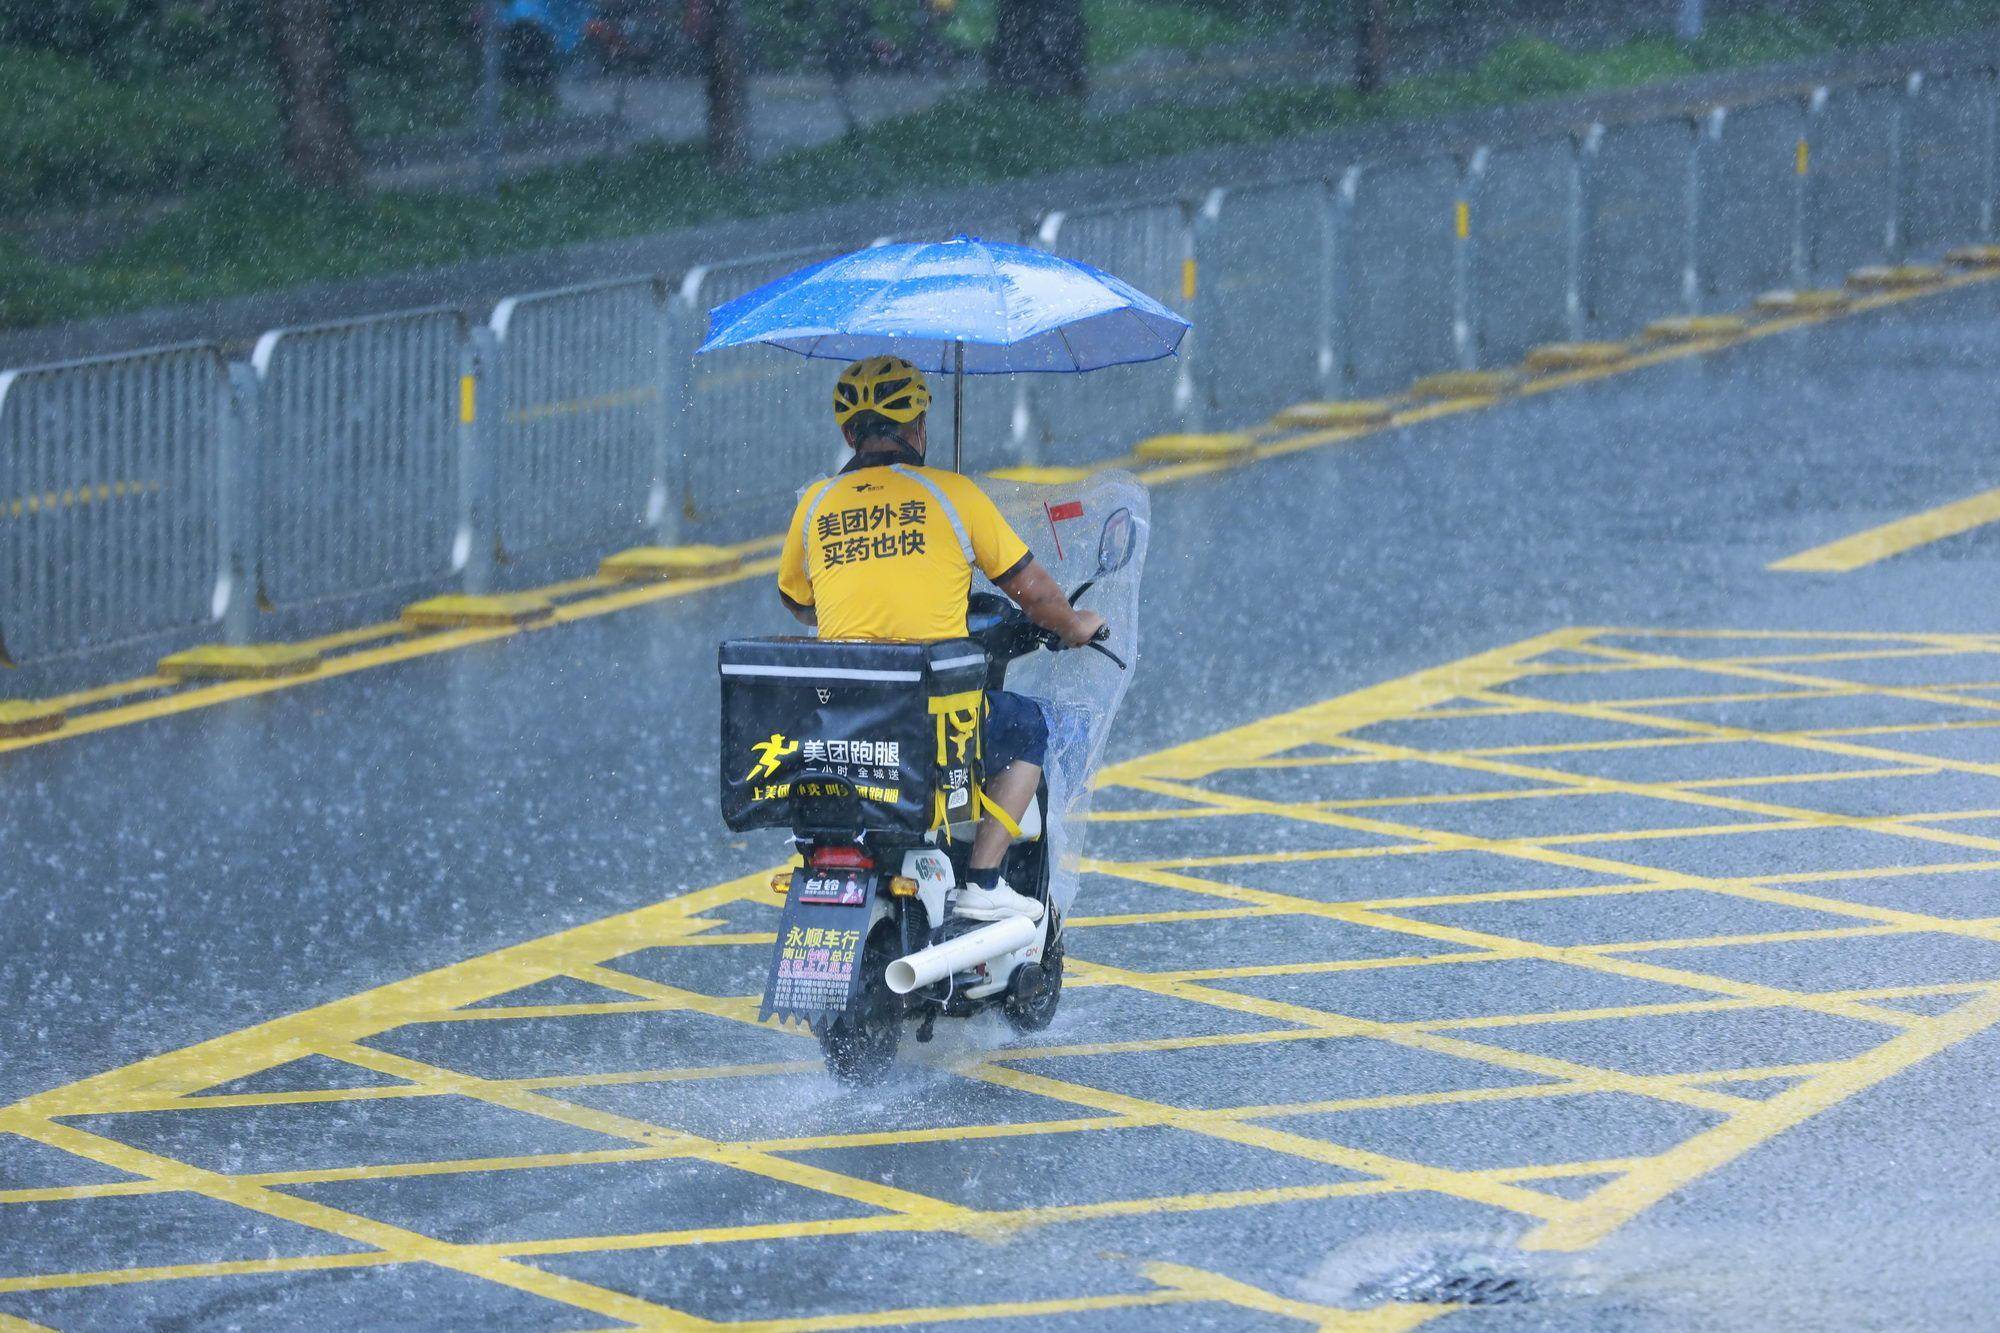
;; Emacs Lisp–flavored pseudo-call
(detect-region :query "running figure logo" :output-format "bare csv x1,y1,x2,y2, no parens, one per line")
746,733,798,781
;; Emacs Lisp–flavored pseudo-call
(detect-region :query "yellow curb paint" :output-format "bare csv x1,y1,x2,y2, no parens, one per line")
1643,314,1748,342
400,593,555,631
1847,264,1945,291
156,643,322,682
1522,342,1629,373
1752,288,1853,316
1408,369,1519,400
0,701,64,739
1947,244,2000,269
598,544,744,583
1269,400,1398,429
1132,432,1256,462
987,465,1096,484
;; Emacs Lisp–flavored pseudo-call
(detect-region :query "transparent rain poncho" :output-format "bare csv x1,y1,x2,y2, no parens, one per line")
979,470,1149,917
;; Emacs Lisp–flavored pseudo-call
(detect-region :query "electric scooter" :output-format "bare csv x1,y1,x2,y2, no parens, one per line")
720,507,1136,1085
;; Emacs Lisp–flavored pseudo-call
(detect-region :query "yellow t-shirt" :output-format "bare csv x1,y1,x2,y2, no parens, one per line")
778,460,1032,642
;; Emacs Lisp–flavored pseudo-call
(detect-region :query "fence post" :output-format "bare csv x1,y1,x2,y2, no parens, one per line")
1984,68,1999,238
217,361,262,645
1805,86,1829,276
460,327,498,595
1688,110,1720,312
1574,124,1603,334
1455,148,1484,369
1791,96,1811,286
1314,179,1341,396
1332,166,1361,396
1888,72,1918,260
649,276,686,543
1175,196,1211,433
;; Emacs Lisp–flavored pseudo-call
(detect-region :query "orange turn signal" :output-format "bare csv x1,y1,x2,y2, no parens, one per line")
769,871,792,895
888,876,919,897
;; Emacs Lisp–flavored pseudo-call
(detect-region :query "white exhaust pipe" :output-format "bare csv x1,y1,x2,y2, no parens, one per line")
885,916,1040,995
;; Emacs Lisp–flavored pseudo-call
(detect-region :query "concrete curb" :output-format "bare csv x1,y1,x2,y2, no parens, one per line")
1410,370,1520,400
157,644,323,681
1270,400,1398,428
1753,289,1855,316
987,465,1098,484
1847,264,1945,291
1644,315,1749,342
1523,342,1630,373
401,594,555,631
1132,432,1258,462
598,545,744,583
0,700,65,739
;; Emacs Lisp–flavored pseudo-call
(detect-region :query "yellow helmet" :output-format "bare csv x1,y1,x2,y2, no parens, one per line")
833,356,931,427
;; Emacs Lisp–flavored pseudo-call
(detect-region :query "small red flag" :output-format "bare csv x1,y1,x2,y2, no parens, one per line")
1046,500,1084,522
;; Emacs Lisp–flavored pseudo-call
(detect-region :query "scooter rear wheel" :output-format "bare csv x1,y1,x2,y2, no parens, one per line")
819,925,901,1086
1001,911,1063,1034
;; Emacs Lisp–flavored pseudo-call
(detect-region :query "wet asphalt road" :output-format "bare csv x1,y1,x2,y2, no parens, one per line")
5,278,2000,1329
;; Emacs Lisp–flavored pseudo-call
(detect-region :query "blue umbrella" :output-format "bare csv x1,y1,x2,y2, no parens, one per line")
695,234,1190,469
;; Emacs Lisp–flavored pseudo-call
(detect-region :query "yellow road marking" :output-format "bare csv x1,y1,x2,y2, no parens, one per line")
1772,485,2000,572
1528,979,2000,1251
20,624,2000,1327
0,1117,712,1327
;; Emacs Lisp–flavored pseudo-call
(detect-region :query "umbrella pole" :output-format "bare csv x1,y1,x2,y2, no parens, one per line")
952,340,964,473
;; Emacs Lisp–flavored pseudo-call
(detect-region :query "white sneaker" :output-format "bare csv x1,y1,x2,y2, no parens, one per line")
953,878,1044,923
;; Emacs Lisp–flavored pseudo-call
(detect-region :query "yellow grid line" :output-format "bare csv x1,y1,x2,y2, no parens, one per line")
17,624,2000,1328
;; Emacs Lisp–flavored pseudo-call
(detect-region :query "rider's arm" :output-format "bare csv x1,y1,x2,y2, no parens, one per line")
780,591,817,627
997,558,1104,648
777,485,820,627
950,476,1103,648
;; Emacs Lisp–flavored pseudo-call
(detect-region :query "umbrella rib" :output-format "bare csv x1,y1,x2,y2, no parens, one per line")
1056,321,1085,373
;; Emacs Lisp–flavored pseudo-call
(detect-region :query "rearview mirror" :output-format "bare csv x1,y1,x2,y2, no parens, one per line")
1095,507,1136,577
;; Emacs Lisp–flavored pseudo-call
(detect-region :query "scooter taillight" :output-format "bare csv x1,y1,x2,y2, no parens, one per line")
809,846,875,871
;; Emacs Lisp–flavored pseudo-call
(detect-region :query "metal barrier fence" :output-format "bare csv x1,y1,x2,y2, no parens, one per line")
0,344,231,663
679,247,845,520
1582,117,1697,333
1469,138,1580,367
1193,180,1337,424
1703,99,1806,305
1903,70,1999,252
1346,154,1464,394
1809,82,1902,279
488,277,670,560
5,60,1999,666
1027,201,1194,461
250,309,469,609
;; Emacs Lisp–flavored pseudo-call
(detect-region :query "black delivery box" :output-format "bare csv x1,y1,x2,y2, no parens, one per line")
719,637,988,834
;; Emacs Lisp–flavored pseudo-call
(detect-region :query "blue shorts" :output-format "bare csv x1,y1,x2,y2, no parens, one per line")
984,690,1049,776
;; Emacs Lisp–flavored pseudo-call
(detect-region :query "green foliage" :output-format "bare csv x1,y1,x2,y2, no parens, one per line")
0,47,276,214
15,0,2000,326
1086,2,1257,66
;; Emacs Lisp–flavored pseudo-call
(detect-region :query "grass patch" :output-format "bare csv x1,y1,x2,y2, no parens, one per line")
9,1,2000,328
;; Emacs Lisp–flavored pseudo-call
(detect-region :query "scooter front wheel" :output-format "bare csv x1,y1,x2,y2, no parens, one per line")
818,925,901,1086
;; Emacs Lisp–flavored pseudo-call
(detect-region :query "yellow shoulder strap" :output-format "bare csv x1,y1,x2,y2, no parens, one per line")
976,789,1022,839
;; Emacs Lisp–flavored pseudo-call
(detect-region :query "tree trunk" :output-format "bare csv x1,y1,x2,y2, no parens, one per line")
1354,0,1388,95
989,0,1086,100
700,0,749,174
263,0,360,191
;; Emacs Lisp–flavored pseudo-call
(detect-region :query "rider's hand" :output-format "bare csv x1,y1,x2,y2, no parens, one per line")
1061,610,1106,649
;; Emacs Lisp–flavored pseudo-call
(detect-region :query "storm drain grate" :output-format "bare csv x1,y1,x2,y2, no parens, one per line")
1356,1260,1544,1306
1304,1234,1589,1309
